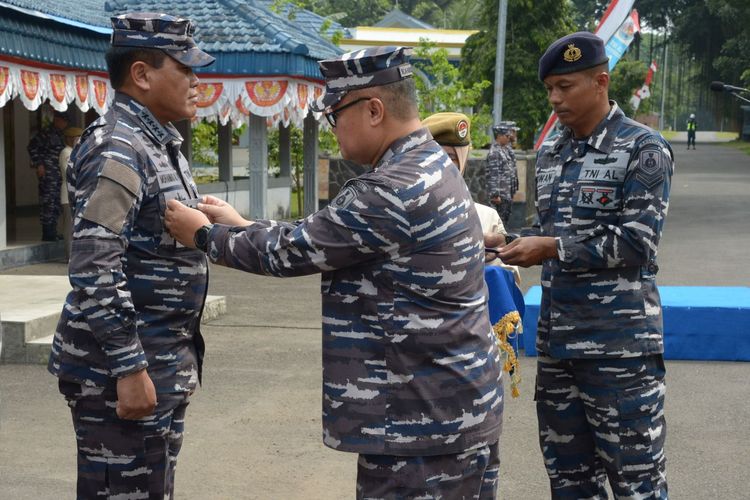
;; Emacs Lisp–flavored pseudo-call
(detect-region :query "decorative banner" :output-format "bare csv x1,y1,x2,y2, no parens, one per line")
90,78,110,115
297,83,309,110
75,74,90,111
20,70,40,100
605,9,640,70
49,74,68,105
236,96,250,116
197,82,223,108
0,66,11,107
0,58,326,128
245,80,288,107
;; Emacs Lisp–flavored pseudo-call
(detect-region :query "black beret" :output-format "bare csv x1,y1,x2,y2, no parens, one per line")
538,31,609,81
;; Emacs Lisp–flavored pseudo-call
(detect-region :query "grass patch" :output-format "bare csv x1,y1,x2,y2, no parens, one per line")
724,139,750,155
660,130,677,141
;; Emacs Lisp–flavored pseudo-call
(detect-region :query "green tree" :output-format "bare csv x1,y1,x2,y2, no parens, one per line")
609,58,648,114
461,0,576,149
413,40,492,146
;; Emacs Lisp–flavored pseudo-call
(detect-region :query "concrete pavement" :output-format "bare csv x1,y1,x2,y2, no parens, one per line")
1,143,750,499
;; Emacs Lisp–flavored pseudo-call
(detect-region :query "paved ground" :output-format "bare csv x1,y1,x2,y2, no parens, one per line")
1,143,749,499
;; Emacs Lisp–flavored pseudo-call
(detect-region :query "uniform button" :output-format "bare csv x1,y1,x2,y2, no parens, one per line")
209,248,219,261
648,262,659,273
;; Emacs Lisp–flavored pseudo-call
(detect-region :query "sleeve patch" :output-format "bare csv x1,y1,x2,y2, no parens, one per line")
331,179,370,210
636,149,666,189
100,159,142,195
82,160,141,234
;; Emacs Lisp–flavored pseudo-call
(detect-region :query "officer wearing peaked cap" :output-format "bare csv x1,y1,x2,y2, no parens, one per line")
48,12,214,498
500,31,674,499
164,46,504,499
487,121,515,226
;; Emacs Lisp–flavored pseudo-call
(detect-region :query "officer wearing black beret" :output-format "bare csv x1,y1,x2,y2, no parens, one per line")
500,32,674,499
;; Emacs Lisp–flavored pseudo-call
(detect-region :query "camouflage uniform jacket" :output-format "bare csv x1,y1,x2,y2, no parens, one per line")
486,141,513,200
207,128,504,456
48,92,208,395
28,125,65,173
535,102,673,359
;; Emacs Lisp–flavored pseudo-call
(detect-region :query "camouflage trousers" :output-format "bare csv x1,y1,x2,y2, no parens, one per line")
38,167,62,226
356,441,500,499
493,199,512,227
535,354,668,499
62,383,190,500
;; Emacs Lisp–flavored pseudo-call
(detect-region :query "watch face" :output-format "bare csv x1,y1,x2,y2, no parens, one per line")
194,225,210,251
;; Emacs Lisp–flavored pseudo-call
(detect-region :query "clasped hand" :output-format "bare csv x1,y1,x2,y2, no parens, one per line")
164,195,249,248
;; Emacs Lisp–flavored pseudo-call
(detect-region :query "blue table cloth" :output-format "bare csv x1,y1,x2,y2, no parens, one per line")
521,286,750,361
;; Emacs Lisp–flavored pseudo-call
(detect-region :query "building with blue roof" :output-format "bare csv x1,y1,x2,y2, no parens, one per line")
0,0,344,265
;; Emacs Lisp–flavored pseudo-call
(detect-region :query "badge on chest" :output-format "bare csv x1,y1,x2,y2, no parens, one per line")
576,152,627,210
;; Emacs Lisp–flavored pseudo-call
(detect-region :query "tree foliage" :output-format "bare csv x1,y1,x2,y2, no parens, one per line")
608,57,648,113
460,0,576,149
413,41,492,146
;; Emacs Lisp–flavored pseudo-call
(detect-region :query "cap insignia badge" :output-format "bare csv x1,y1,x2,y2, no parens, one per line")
563,44,582,62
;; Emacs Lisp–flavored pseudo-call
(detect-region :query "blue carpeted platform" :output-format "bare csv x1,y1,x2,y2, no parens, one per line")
521,286,750,361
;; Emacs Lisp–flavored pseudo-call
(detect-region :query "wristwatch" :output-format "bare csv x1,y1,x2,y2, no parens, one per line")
193,224,214,252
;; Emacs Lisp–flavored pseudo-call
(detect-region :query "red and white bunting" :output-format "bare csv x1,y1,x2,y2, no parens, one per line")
0,57,326,128
193,78,325,128
0,59,112,113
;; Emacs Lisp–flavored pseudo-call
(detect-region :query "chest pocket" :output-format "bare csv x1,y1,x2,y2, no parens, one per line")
535,160,558,213
574,152,628,211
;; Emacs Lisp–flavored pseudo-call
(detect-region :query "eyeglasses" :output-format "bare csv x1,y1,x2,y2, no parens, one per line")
325,97,372,128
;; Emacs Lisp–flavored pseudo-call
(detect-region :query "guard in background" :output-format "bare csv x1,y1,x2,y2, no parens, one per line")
687,112,697,149
486,122,515,226
28,109,68,241
499,32,673,499
504,120,520,200
48,12,214,498
165,46,504,499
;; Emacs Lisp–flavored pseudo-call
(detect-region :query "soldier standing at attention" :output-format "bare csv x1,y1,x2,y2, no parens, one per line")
499,32,673,499
687,112,697,149
165,46,504,499
28,109,69,241
486,122,515,226
504,121,520,202
47,12,214,498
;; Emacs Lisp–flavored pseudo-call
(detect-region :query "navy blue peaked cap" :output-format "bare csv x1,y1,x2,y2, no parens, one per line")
111,12,214,68
311,46,414,112
538,31,609,81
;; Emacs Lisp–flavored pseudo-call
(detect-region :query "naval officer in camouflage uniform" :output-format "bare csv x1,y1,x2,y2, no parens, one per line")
486,122,515,226
499,32,673,499
47,12,214,499
165,46,504,499
28,109,69,241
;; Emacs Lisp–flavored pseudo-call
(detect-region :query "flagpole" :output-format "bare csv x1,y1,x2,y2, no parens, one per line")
493,0,508,124
659,35,668,130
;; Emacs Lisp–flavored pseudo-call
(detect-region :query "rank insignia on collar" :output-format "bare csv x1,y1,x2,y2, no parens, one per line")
138,108,168,144
564,44,582,62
